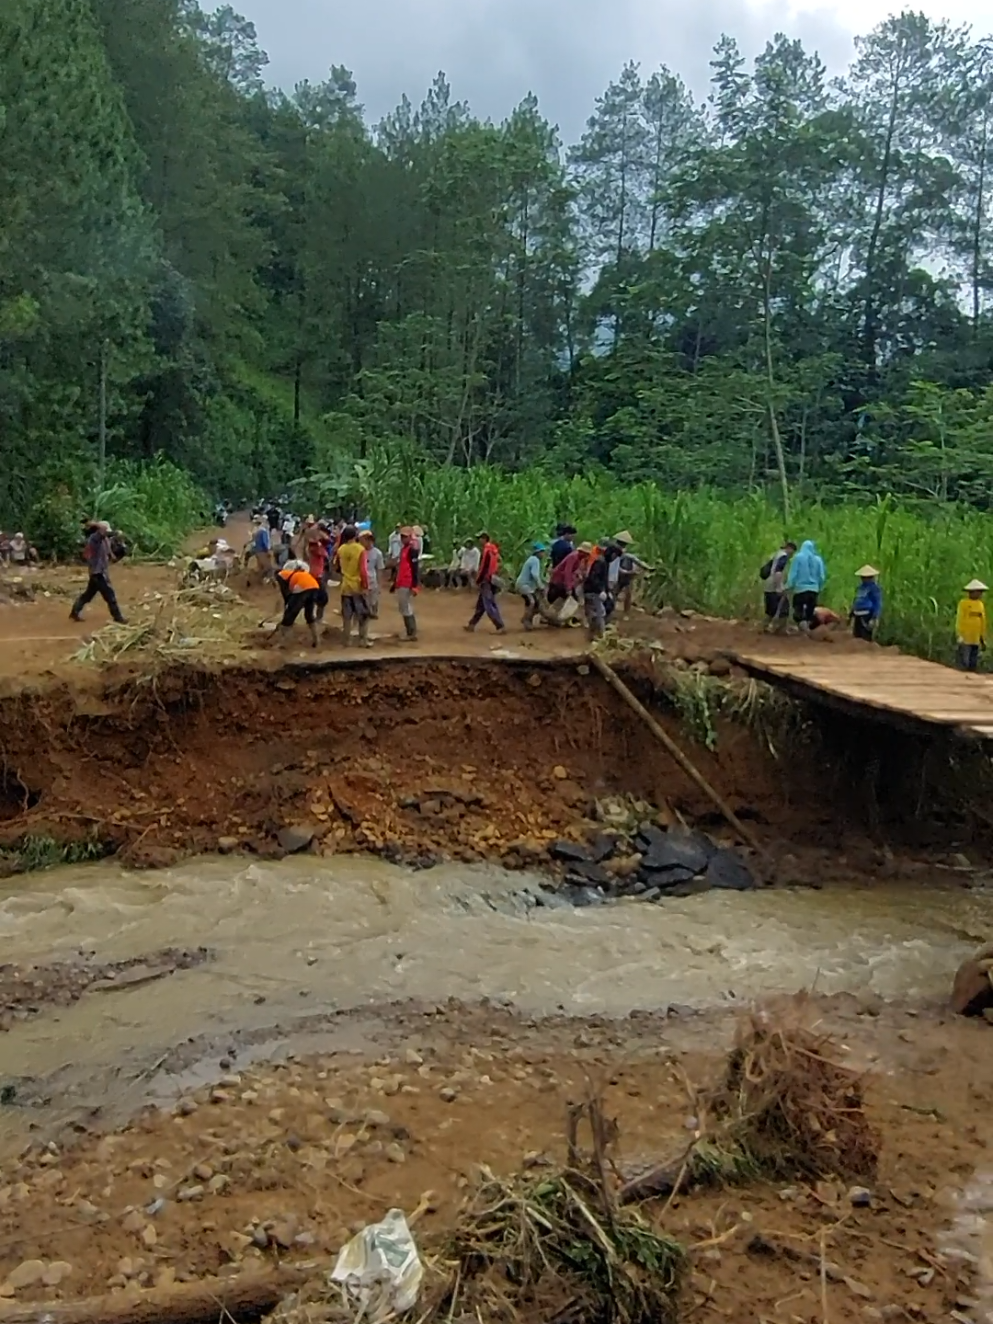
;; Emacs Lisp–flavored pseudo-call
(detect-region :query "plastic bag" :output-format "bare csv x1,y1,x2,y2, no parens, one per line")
330,1208,423,1320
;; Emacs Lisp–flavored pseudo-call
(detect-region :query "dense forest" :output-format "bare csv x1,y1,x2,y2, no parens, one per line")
2,0,993,530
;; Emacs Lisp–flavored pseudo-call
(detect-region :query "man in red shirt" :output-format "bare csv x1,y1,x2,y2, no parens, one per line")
465,530,505,634
304,521,331,620
392,527,420,641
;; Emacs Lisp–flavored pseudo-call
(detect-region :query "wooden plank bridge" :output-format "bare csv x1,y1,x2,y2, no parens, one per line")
730,647,993,740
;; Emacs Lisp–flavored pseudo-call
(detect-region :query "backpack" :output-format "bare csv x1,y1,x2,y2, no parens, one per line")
759,558,774,581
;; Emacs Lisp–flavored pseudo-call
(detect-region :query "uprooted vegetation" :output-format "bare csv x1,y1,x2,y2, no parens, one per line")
621,1007,879,1203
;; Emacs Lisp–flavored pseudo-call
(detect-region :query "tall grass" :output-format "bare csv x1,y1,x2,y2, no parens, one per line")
347,447,993,660
28,457,209,559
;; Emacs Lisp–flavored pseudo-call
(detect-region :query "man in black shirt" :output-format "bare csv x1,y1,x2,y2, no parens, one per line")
550,524,577,569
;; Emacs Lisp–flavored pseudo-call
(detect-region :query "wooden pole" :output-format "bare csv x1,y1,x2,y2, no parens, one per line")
589,654,764,855
0,1265,312,1324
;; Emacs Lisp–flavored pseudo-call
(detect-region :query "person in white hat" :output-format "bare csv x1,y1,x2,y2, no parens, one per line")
957,579,988,671
849,566,882,641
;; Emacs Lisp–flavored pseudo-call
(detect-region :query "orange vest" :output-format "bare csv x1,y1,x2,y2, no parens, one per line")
279,567,319,594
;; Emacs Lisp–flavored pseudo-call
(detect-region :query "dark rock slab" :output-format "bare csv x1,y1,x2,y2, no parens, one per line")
641,864,698,890
561,884,605,907
705,848,756,892
567,861,612,888
550,840,591,864
589,833,619,863
641,827,715,874
634,824,668,855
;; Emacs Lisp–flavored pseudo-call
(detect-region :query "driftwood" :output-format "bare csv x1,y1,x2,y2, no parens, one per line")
0,1265,313,1324
590,655,764,855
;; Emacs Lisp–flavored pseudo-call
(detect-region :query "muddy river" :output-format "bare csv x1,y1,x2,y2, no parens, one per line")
2,856,990,1097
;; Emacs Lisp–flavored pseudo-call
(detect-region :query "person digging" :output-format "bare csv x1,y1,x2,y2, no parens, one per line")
270,560,321,648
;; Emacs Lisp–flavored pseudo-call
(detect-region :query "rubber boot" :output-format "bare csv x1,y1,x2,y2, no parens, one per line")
359,618,373,649
404,613,418,642
308,620,319,649
342,614,353,647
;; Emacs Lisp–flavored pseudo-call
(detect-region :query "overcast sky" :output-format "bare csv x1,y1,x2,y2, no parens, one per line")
240,0,984,143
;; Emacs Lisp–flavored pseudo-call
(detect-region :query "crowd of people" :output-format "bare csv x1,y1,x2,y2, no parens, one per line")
240,512,655,647
759,538,990,670
23,501,990,673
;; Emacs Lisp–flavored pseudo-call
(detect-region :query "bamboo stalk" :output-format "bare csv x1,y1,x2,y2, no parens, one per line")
590,655,764,855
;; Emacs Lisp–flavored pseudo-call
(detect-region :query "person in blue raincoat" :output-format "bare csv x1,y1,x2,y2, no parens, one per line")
786,539,826,631
849,565,882,641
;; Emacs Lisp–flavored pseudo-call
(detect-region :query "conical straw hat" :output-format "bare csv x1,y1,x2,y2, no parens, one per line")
856,565,879,577
965,579,989,591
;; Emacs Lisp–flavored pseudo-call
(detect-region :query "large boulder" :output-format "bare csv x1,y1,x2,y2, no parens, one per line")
951,944,993,1016
641,827,714,875
705,848,756,892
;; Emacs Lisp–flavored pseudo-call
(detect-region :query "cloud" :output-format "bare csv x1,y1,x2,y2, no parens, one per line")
241,0,980,144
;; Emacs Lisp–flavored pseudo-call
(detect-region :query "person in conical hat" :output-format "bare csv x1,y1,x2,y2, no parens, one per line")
957,579,988,672
849,565,882,642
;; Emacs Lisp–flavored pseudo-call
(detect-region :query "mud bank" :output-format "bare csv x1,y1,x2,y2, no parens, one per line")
0,657,811,870
0,996,989,1324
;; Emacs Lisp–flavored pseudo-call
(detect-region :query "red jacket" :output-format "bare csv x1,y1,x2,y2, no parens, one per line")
395,543,420,590
477,541,500,585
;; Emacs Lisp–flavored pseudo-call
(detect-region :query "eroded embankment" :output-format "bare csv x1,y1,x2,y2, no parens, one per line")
0,658,809,872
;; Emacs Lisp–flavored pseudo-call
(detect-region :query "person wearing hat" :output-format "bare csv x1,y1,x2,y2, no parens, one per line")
957,579,988,671
271,559,321,648
610,530,652,617
849,566,883,642
515,542,548,630
70,520,127,624
465,530,505,634
392,526,420,641
359,529,384,618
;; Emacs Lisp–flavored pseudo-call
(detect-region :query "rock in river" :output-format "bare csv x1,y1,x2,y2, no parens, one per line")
641,827,714,875
278,825,316,854
704,848,756,892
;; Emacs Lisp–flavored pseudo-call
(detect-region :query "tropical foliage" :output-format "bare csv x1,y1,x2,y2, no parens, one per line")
3,0,993,531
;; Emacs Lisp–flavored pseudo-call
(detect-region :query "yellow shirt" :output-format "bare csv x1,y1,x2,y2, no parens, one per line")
957,597,986,646
337,541,367,595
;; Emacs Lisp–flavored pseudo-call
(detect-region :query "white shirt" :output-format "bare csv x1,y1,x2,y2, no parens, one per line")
387,531,402,561
460,546,481,575
366,546,385,583
281,516,296,536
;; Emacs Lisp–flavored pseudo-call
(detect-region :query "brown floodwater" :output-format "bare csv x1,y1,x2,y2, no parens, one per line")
1,855,989,1094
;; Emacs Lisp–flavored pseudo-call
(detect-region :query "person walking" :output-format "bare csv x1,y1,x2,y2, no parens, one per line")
759,540,796,631
70,521,126,624
957,579,988,671
550,524,576,569
334,526,372,648
359,529,384,618
583,542,619,639
516,542,547,629
393,527,420,641
850,566,883,641
465,531,505,634
786,539,826,631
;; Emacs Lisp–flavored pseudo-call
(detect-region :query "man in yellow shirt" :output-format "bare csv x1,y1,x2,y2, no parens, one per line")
956,578,988,671
333,526,372,648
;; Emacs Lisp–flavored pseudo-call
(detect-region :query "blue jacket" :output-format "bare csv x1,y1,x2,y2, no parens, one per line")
852,580,882,621
786,540,826,593
516,554,544,595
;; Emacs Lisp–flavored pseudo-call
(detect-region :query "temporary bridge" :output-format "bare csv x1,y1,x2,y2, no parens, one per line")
730,647,993,740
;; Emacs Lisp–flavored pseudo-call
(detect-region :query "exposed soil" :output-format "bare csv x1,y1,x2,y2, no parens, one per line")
0,996,989,1323
0,657,811,870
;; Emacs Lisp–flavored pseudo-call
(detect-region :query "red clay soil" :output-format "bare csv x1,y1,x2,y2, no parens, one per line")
0,657,803,870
